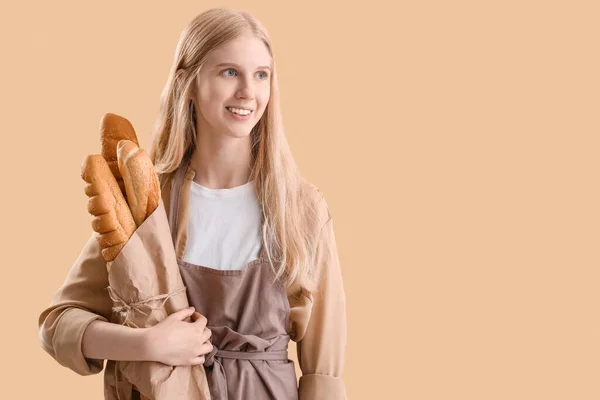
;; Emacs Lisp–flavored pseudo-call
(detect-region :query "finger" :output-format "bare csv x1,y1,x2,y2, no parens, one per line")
193,313,208,327
200,327,213,342
171,306,195,320
196,342,214,356
188,356,206,365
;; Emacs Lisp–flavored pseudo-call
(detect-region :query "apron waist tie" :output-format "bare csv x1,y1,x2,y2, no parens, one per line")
213,349,288,361
204,347,289,399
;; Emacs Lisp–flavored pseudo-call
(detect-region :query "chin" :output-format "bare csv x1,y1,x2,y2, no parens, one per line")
225,128,253,139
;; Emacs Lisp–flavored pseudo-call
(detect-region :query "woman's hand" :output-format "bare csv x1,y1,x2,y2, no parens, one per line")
145,306,213,366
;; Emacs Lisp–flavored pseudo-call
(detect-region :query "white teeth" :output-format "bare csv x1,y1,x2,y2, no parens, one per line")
227,107,252,116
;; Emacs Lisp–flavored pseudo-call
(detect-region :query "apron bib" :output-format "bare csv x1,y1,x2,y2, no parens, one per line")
168,162,298,400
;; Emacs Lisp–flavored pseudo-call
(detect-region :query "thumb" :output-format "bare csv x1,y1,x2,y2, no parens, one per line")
170,306,195,320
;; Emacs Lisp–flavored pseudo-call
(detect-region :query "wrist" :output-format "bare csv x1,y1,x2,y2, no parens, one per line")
139,327,156,361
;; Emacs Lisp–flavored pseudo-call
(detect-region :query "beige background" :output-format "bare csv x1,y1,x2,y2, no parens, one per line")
1,0,598,398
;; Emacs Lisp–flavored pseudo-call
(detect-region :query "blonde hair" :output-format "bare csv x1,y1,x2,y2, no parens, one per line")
148,8,324,293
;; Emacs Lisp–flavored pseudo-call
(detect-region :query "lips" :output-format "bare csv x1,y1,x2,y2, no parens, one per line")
226,107,253,116
225,108,253,120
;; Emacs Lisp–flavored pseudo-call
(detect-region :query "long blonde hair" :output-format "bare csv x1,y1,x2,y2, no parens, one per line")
148,8,324,293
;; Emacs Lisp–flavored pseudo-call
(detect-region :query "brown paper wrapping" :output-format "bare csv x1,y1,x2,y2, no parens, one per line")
104,198,211,400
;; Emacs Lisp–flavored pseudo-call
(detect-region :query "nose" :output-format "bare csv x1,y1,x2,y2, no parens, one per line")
235,77,255,100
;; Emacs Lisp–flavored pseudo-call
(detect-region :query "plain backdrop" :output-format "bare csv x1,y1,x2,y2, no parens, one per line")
1,0,599,398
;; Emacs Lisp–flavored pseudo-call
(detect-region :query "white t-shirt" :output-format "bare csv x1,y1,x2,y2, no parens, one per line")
182,179,264,270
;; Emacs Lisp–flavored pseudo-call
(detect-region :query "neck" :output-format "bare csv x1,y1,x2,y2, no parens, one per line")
189,131,253,189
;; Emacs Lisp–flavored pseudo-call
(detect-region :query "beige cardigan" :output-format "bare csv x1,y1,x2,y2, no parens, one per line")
38,164,347,399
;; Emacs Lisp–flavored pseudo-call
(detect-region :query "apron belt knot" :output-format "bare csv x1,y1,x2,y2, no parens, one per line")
204,347,289,398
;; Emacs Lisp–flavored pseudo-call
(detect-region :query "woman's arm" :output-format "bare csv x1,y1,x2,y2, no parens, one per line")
294,195,348,399
38,233,128,375
82,319,151,362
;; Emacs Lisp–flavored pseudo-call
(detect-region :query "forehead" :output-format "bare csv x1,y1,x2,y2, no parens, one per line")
206,35,272,68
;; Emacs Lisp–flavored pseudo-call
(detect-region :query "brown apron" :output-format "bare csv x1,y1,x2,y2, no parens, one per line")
167,162,299,400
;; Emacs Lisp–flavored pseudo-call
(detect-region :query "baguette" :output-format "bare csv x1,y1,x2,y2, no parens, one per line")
117,139,161,227
81,154,136,266
99,113,140,198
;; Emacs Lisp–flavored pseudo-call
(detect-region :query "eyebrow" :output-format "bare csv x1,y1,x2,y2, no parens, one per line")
214,62,272,71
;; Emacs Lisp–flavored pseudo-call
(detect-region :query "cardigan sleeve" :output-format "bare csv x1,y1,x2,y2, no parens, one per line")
38,233,114,376
289,193,348,399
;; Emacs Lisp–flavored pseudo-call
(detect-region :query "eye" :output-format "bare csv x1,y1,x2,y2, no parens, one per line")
222,68,237,77
257,71,269,80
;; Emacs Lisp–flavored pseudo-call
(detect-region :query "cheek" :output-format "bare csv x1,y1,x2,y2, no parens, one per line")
258,88,271,112
197,81,226,108
198,90,224,116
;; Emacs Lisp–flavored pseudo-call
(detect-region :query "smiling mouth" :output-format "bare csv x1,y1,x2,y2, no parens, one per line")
226,107,253,116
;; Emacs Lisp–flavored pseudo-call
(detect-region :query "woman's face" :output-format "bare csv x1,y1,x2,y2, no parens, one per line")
192,34,272,139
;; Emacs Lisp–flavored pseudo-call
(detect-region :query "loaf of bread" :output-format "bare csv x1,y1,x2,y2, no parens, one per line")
117,139,161,227
99,113,140,198
81,154,136,266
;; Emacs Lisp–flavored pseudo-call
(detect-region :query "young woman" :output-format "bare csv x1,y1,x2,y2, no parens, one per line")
38,8,347,399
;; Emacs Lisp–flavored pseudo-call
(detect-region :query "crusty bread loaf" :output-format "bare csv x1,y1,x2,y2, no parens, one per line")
99,113,139,198
81,154,136,265
117,140,161,227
